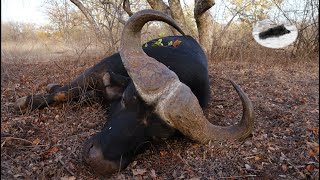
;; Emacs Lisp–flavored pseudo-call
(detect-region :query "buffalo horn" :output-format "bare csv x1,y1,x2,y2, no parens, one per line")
119,9,254,143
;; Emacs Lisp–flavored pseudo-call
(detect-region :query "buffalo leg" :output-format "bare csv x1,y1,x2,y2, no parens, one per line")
14,73,103,113
14,70,131,113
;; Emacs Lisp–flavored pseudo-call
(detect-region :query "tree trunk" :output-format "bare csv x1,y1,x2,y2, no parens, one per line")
194,0,215,58
168,0,190,35
70,0,107,45
146,0,171,15
146,0,179,35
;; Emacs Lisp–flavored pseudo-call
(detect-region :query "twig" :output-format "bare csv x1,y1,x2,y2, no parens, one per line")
68,131,98,139
53,61,69,73
286,159,304,176
23,144,52,148
219,174,257,179
271,0,293,24
123,0,133,16
1,137,33,145
118,154,123,174
176,153,196,171
56,154,76,177
214,112,225,117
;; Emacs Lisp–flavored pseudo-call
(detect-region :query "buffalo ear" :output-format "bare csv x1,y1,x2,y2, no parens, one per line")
105,86,125,101
109,72,131,87
105,72,131,101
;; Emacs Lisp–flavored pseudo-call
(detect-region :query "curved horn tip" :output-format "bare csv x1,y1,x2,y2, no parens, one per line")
127,9,186,36
229,79,254,141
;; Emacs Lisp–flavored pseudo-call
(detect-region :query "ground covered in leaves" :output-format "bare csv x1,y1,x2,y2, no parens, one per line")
1,56,319,179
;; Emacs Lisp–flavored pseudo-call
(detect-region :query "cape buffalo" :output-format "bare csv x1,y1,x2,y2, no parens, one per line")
82,9,254,176
14,8,254,177
259,24,291,39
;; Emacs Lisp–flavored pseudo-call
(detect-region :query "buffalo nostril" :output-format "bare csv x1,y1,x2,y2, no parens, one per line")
88,144,102,159
83,140,96,161
87,142,94,153
83,138,104,162
82,139,121,175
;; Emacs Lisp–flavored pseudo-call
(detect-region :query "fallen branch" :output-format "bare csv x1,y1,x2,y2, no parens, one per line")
219,174,257,179
56,154,76,177
1,137,33,146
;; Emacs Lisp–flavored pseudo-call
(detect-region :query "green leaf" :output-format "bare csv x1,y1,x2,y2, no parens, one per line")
168,41,173,46
152,39,163,47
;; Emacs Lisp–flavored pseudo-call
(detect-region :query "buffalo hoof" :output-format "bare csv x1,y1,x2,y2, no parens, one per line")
14,96,28,114
46,83,62,93
82,138,121,176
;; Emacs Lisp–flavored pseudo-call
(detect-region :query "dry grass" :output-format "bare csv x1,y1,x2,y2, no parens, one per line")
1,40,108,65
1,42,319,179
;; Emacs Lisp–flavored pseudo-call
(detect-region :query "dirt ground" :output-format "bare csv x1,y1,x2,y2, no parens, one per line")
1,56,319,179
